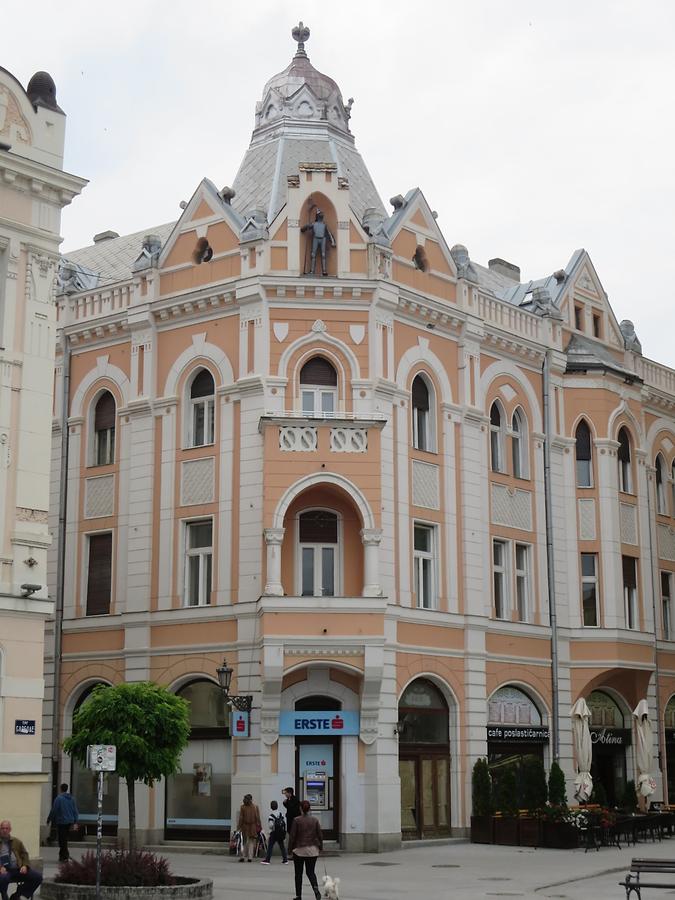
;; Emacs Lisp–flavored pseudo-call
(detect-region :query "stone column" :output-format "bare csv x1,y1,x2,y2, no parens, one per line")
263,527,285,596
361,528,383,597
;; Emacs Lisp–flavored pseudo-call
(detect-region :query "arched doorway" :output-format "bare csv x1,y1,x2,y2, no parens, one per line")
486,685,549,806
665,696,675,803
164,680,230,840
587,690,630,806
70,684,119,835
397,679,450,839
293,694,341,840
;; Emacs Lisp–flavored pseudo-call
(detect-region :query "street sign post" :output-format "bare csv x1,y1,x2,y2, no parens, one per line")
88,745,116,900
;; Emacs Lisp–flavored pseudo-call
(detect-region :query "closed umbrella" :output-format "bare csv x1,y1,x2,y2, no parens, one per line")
571,698,593,802
632,699,656,804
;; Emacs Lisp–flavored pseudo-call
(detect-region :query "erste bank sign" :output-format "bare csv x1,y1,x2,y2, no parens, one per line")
279,711,359,736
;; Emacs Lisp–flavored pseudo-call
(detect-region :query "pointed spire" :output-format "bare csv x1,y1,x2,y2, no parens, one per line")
292,21,310,58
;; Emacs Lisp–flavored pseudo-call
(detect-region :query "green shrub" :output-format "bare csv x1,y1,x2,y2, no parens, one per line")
496,765,519,817
548,761,567,806
590,780,608,807
472,757,493,816
521,756,548,812
56,850,174,886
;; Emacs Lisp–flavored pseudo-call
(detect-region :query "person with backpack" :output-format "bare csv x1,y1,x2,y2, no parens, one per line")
260,799,288,864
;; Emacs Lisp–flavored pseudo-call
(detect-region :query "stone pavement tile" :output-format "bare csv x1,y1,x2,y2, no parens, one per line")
40,837,675,900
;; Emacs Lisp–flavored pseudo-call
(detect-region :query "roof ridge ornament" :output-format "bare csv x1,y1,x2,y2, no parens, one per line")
292,21,310,57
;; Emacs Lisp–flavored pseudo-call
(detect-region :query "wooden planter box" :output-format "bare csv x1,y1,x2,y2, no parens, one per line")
470,815,494,844
542,821,579,849
518,816,542,847
493,816,519,846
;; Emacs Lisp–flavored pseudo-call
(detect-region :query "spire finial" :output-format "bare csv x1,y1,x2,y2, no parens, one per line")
292,21,310,57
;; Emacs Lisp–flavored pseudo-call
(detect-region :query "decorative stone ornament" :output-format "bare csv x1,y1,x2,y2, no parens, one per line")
292,21,310,55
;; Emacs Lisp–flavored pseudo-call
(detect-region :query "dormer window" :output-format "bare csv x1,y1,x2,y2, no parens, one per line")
189,369,215,447
300,357,337,416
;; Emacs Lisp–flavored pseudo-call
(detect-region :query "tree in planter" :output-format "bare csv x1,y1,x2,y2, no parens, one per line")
547,760,567,807
472,758,493,816
496,765,519,818
590,779,608,808
64,682,190,852
521,756,548,813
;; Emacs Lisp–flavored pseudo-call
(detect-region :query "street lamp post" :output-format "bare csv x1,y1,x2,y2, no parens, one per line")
216,657,253,712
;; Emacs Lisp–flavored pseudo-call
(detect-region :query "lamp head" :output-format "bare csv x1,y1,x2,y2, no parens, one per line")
216,658,233,693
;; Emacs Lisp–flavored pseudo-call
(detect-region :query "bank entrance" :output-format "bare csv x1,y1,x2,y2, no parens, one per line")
397,679,450,839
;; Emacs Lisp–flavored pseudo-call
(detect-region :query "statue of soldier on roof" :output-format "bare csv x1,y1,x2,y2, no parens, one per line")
301,210,336,276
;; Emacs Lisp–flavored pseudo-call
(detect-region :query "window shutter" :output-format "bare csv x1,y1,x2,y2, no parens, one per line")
190,369,215,399
94,392,116,431
86,533,112,616
300,357,337,387
411,376,429,411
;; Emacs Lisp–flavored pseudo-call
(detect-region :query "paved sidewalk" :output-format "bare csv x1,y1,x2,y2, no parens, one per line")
40,837,675,899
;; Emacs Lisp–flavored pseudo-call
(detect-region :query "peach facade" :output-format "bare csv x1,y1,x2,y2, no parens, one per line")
42,28,675,849
0,65,85,854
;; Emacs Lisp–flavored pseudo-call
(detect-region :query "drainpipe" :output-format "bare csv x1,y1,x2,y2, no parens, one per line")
645,465,665,801
542,350,560,760
51,331,70,801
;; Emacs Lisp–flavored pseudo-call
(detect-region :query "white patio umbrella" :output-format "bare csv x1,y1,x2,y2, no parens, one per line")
632,699,656,802
571,697,593,802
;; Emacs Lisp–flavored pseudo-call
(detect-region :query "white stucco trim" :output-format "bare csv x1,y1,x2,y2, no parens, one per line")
477,359,543,433
163,333,234,396
272,472,375,531
70,358,130,418
395,343,453,406
277,332,361,383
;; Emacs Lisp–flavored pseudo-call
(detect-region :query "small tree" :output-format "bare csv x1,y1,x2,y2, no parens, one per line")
472,758,493,817
620,779,637,811
64,682,190,851
548,760,567,806
496,765,519,818
590,779,608,807
521,756,548,813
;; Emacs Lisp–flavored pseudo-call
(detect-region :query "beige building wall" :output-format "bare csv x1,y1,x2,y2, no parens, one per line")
0,66,85,855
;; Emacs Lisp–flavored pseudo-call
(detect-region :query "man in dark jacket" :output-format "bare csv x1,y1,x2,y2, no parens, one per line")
47,782,79,861
0,820,42,899
282,786,301,833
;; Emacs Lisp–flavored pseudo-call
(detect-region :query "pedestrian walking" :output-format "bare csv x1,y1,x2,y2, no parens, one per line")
282,786,301,833
288,799,323,900
260,799,288,864
47,782,79,862
236,794,261,862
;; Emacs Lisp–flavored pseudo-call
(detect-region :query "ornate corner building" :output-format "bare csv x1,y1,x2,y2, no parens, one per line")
0,65,85,853
42,26,675,850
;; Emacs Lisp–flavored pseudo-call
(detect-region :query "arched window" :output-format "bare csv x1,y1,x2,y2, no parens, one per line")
397,679,449,744
575,420,592,487
656,453,667,514
489,402,505,473
412,374,433,451
488,685,542,727
166,680,230,840
300,357,337,416
189,369,215,447
94,391,116,466
618,427,632,493
298,509,339,597
71,684,119,832
511,408,527,478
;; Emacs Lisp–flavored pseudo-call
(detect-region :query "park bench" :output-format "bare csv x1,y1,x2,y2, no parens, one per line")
621,857,675,898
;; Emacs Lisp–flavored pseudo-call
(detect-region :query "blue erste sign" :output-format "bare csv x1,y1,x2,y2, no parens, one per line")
279,711,359,736
15,720,36,735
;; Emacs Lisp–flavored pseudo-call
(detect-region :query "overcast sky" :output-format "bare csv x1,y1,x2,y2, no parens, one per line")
4,1,674,367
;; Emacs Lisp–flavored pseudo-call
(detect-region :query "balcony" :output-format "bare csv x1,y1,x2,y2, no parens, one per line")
259,411,387,453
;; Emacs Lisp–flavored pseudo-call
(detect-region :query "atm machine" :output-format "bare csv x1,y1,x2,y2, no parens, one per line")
303,770,328,810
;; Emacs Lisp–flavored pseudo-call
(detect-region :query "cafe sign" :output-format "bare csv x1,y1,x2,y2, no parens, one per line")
589,728,631,747
486,726,549,743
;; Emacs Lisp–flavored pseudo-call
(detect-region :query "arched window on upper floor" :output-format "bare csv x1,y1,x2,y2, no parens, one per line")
617,427,633,494
297,509,340,597
94,391,116,466
656,453,667,515
511,407,528,478
575,419,593,488
412,374,434,452
188,368,215,447
300,357,338,417
489,401,506,473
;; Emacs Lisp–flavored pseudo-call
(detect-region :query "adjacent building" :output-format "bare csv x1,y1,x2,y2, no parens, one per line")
42,25,675,849
0,64,85,853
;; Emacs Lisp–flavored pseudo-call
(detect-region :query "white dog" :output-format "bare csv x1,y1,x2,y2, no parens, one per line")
322,874,340,900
